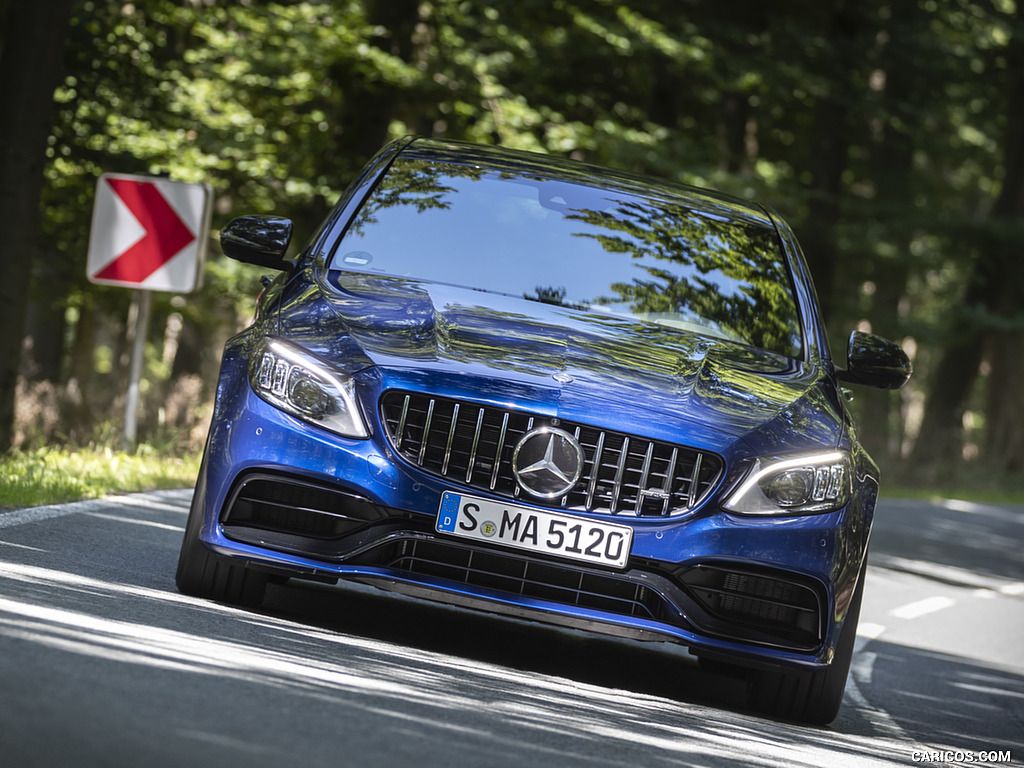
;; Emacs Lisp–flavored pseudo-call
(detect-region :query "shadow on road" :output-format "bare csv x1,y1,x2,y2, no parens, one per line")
865,639,1024,755
2,490,1022,766
263,576,752,710
872,497,1024,584
259,573,1024,762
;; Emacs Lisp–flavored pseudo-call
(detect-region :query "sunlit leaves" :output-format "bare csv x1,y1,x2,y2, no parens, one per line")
31,0,1022,439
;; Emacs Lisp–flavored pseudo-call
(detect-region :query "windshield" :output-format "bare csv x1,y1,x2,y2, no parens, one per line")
328,157,803,358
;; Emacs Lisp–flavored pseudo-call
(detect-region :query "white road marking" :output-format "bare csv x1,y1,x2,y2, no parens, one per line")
0,541,46,552
857,622,886,640
846,648,908,740
843,592,909,740
84,511,185,533
939,498,1024,524
0,499,101,529
888,595,956,620
872,554,1005,590
0,489,191,530
853,622,886,655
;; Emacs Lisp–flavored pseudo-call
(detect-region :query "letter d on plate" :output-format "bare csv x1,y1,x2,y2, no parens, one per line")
436,492,462,533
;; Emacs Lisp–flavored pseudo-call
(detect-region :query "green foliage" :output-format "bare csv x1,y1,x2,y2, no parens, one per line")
14,0,1024,477
0,446,200,510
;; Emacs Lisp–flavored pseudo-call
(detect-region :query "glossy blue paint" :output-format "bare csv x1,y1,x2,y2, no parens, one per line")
177,138,906,723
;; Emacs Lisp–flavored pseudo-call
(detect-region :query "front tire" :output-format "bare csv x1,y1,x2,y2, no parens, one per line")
747,562,865,725
175,478,268,608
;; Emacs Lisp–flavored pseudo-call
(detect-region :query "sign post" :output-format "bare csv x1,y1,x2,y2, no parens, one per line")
122,289,152,450
86,173,213,450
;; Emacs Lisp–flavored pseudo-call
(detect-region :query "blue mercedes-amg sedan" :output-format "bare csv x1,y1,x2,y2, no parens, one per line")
176,137,910,724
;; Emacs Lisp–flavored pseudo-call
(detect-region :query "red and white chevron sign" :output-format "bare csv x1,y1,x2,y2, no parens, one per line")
87,173,212,292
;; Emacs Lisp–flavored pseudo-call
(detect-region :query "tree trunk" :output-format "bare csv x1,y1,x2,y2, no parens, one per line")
719,91,752,177
855,0,918,468
333,0,422,168
0,0,74,450
982,1,1024,473
908,254,990,479
799,2,862,324
911,1,1024,479
986,332,1024,472
23,297,67,382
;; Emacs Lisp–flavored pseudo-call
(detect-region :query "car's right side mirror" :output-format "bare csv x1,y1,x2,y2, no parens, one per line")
836,330,912,390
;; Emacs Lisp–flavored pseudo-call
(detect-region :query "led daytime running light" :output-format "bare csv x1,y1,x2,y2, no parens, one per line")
723,451,850,516
252,340,369,438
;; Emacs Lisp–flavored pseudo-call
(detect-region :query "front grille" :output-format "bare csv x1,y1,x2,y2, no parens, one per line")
380,391,722,517
362,536,673,621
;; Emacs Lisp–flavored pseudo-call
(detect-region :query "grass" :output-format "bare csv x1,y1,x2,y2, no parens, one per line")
883,465,1024,506
883,485,1024,506
0,446,200,511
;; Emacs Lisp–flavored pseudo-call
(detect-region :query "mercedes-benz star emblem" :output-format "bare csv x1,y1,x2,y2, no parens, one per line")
512,427,584,499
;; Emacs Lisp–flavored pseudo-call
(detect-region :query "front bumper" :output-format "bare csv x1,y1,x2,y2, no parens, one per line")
196,364,866,673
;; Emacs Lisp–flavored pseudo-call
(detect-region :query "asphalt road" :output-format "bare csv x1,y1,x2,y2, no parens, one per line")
0,491,1020,767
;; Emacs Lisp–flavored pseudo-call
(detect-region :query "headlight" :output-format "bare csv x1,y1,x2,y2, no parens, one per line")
722,451,851,515
250,339,369,438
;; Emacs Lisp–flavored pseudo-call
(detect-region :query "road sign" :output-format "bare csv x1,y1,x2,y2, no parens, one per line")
87,173,212,293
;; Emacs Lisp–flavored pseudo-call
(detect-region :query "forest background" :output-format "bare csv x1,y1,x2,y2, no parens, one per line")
0,0,1022,496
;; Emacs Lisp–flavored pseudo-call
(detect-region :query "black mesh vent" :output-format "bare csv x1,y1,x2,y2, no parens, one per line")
677,564,824,650
380,391,723,517
363,537,672,621
222,475,386,539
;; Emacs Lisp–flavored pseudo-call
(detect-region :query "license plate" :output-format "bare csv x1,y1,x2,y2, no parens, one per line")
436,491,633,569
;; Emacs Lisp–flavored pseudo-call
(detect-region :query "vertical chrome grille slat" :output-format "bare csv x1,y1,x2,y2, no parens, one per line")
395,395,411,451
466,408,485,484
380,392,721,518
490,412,509,491
442,403,460,475
417,399,435,466
635,441,654,515
513,417,536,499
563,427,582,508
610,437,630,513
586,432,606,511
687,452,704,509
663,447,679,515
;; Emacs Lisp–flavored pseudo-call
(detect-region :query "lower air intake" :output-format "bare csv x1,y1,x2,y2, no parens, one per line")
361,536,674,622
678,564,824,651
221,474,386,539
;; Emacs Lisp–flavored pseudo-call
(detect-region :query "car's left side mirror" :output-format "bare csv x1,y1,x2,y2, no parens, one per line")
220,215,294,271
836,330,912,390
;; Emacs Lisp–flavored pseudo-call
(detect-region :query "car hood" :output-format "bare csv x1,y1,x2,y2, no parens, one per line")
280,272,841,449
